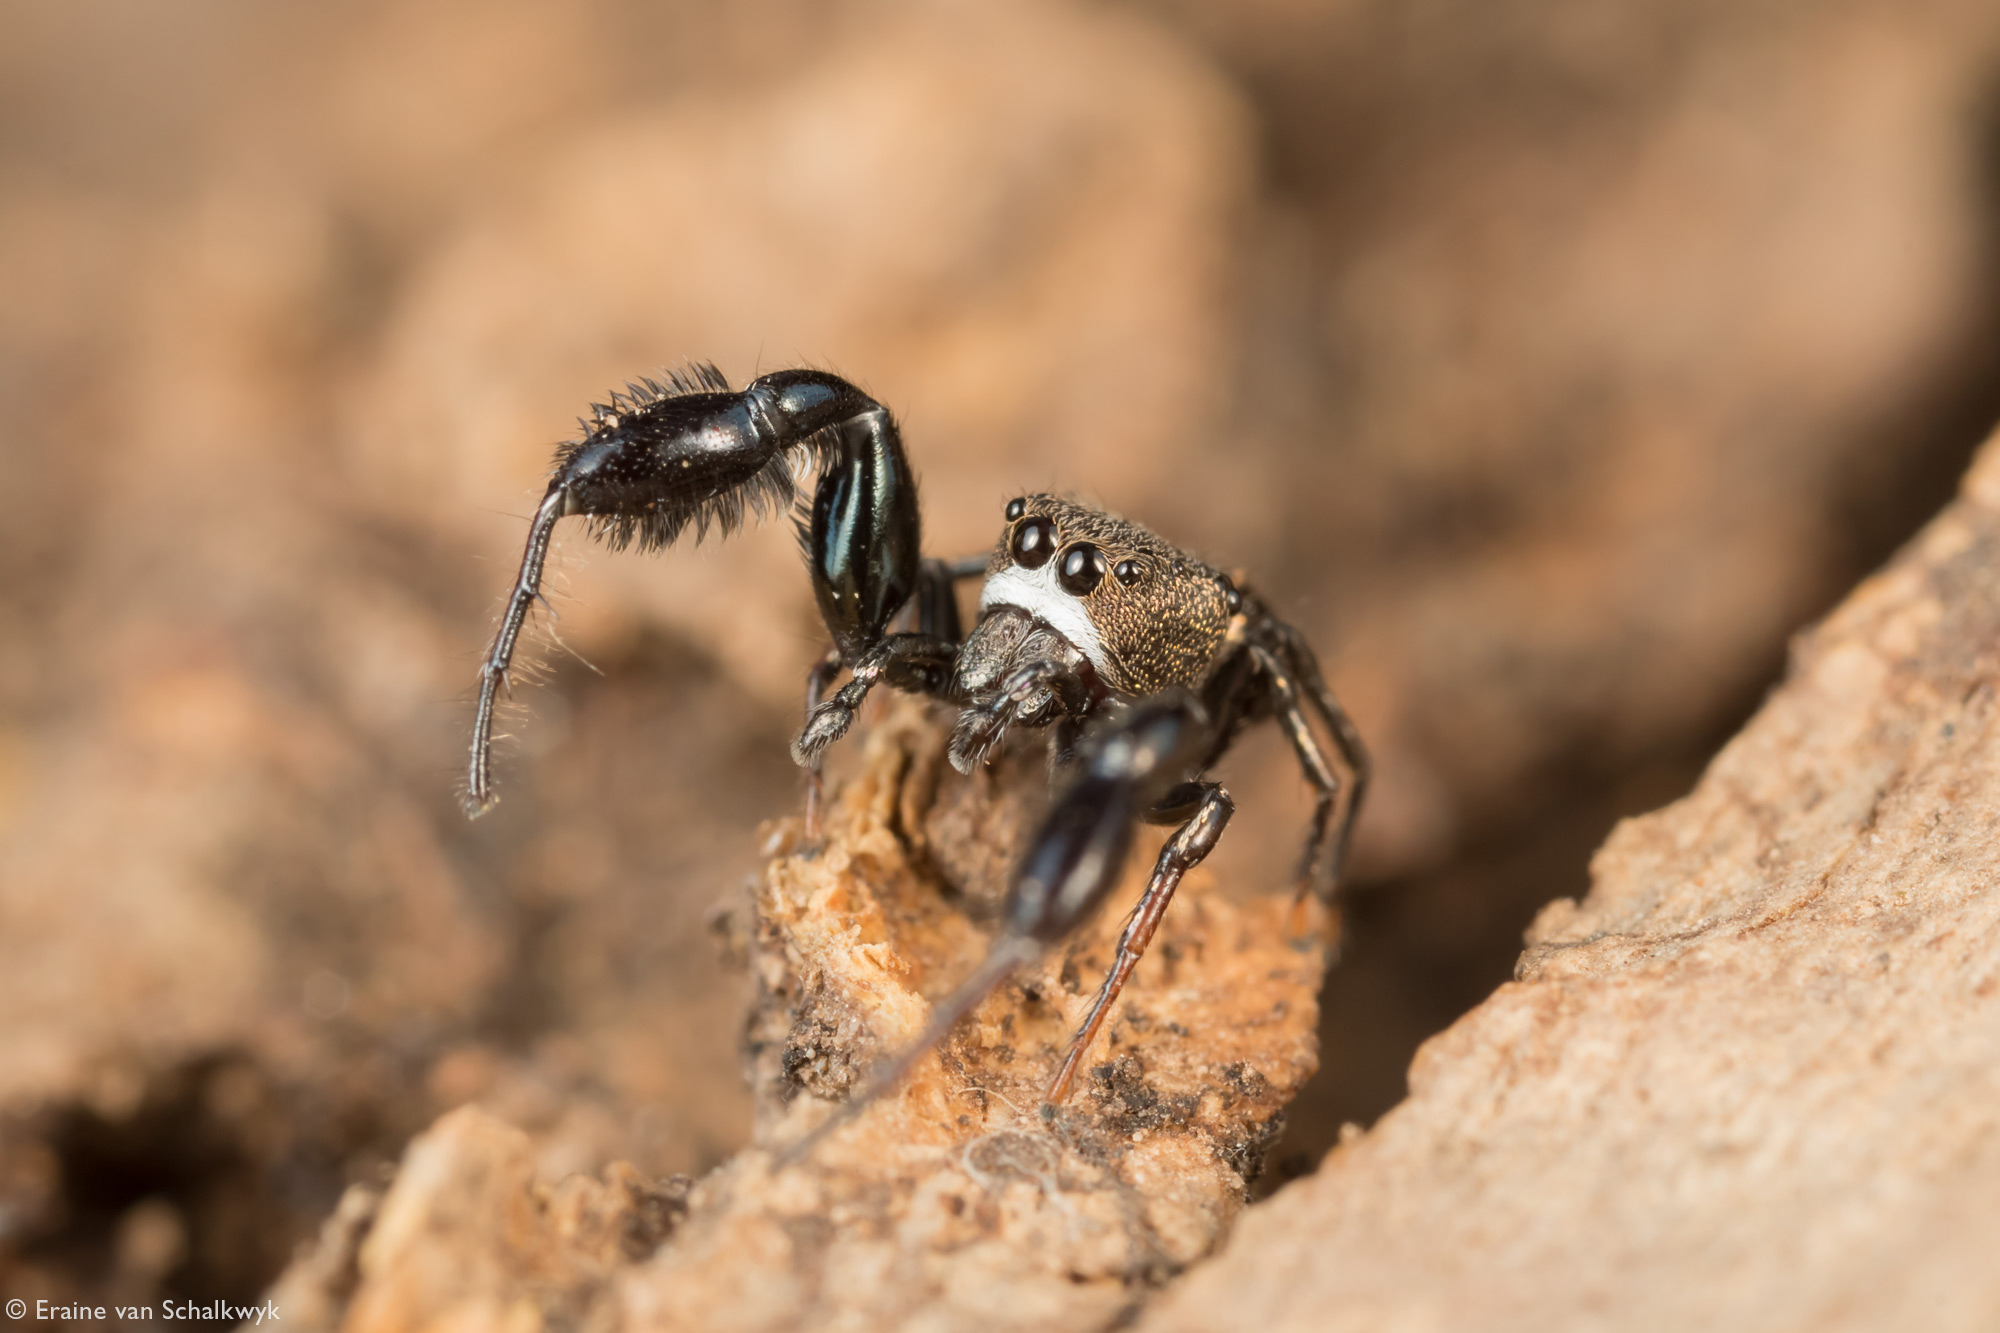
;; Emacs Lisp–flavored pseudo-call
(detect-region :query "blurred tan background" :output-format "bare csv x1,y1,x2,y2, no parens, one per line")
4,0,2000,1313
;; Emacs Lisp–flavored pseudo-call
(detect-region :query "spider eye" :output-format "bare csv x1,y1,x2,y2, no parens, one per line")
1220,578,1242,613
1113,559,1142,587
1005,496,1026,522
1011,514,1057,569
1059,543,1107,595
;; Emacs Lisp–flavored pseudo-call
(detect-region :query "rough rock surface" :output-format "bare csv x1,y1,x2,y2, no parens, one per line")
278,703,1326,1332
1139,432,2000,1330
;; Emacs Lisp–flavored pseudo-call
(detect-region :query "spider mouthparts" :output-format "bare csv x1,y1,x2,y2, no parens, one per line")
947,711,1003,775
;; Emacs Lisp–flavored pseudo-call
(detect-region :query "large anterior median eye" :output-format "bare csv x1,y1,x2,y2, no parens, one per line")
1058,542,1107,595
1011,514,1057,569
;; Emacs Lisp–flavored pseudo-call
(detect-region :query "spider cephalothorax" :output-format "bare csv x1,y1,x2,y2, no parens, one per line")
978,495,1237,695
942,495,1237,774
467,366,1368,1157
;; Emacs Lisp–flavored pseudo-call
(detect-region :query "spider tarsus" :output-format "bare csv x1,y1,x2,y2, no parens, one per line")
792,701,855,765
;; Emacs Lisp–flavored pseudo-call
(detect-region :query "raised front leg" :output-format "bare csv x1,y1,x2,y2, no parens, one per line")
467,366,922,814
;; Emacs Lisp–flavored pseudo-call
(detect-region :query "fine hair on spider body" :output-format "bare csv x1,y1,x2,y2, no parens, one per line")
467,364,1369,1159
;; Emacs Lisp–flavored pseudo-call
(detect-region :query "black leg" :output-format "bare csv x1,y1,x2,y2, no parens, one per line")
1145,780,1212,825
1266,626,1370,899
1246,642,1337,902
802,646,844,839
1048,716,1085,772
1249,640,1361,905
1045,781,1233,1105
468,367,925,814
999,691,1212,946
914,553,990,643
801,387,923,663
467,490,565,814
940,553,990,579
792,633,959,765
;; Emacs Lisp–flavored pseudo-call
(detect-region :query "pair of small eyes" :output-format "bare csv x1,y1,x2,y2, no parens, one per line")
1004,497,1140,595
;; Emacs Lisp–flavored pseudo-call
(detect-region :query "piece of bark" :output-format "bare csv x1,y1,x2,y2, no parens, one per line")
276,702,1327,1332
1140,427,2000,1331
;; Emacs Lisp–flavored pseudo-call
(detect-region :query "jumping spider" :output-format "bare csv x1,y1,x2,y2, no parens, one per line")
467,366,1368,1155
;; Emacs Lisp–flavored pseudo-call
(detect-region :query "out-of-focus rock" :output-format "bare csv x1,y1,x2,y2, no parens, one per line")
272,702,1326,1332
274,1109,686,1333
1140,426,2000,1331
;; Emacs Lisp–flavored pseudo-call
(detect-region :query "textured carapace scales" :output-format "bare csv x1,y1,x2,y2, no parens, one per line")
468,364,1369,1159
